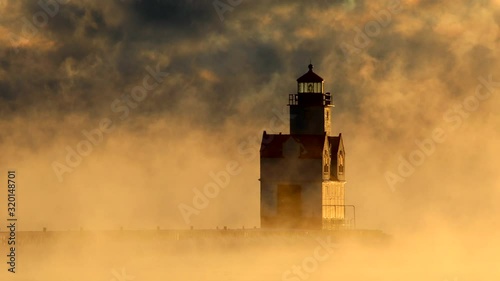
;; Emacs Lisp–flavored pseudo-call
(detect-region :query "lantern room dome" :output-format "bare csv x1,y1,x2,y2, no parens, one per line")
297,64,324,83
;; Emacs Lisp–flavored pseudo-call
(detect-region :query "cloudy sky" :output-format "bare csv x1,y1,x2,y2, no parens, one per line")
0,0,499,233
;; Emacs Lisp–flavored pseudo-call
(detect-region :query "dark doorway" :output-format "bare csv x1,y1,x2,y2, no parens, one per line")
277,184,302,227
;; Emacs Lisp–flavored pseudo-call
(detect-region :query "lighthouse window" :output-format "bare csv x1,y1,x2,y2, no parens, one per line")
339,151,344,175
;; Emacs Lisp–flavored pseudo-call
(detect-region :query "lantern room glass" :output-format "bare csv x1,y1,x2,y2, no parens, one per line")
298,82,324,93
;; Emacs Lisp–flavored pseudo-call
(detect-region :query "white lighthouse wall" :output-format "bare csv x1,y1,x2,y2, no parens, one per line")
322,181,346,225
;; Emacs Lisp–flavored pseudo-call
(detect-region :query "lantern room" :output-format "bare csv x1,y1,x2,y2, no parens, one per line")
297,64,324,93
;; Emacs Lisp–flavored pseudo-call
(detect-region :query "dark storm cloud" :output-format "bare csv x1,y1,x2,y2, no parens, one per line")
0,0,245,120
0,0,496,124
131,0,214,25
0,80,14,101
24,1,86,37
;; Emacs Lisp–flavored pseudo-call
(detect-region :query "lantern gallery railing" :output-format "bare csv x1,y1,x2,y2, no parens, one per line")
288,92,332,106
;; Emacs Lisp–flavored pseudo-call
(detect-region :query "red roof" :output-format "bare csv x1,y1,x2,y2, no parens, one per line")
260,132,342,159
260,133,325,159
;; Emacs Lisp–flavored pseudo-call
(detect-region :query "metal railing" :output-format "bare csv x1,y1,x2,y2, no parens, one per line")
287,92,333,106
322,204,356,230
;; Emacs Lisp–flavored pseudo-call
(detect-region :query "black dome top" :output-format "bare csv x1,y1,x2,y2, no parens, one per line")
297,64,324,82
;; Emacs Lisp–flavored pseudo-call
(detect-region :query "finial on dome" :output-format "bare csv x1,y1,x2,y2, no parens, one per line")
308,63,313,71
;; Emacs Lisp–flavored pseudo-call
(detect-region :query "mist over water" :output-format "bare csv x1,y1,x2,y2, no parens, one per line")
3,227,499,280
0,0,499,280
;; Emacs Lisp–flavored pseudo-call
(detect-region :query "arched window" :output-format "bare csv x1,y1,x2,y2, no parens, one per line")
323,150,330,174
338,151,344,174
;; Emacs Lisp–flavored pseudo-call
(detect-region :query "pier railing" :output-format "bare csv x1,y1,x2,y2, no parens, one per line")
322,204,356,230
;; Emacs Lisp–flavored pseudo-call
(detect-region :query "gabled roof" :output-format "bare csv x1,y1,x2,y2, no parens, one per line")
297,64,324,83
260,133,326,159
327,135,342,154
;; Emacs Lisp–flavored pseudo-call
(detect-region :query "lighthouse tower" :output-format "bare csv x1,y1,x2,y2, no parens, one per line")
259,64,347,230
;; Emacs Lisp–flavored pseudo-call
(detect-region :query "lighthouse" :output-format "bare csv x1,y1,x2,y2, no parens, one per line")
259,64,347,230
